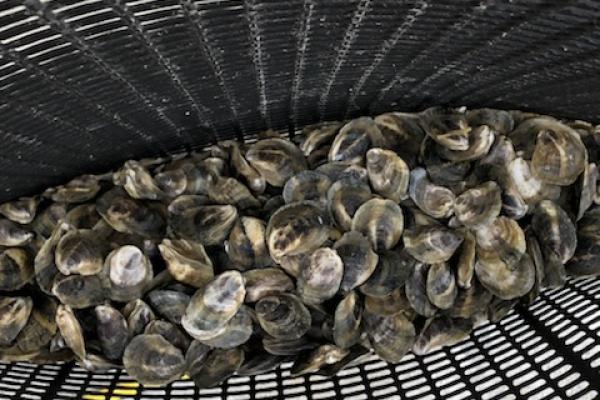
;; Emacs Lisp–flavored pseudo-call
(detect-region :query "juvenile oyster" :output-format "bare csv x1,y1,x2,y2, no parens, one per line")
333,291,362,349
351,198,404,251
366,148,410,202
409,168,455,219
243,268,294,303
334,231,378,292
297,247,343,305
0,197,39,224
181,271,245,341
413,316,472,355
266,201,329,260
158,239,214,287
0,296,33,346
403,225,463,264
0,248,33,291
45,175,100,203
255,293,311,340
246,138,307,187
329,117,386,164
0,219,33,247
102,245,153,302
364,311,415,363
225,217,270,269
327,179,372,232
95,304,129,360
283,171,332,207
123,334,185,386
454,181,502,228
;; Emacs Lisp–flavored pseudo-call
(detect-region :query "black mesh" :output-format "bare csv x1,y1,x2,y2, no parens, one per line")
1,1,600,399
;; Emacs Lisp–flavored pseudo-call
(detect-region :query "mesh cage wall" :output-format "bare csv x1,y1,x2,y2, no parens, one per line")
0,0,599,399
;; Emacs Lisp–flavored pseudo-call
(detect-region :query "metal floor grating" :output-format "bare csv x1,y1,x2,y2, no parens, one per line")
1,276,598,400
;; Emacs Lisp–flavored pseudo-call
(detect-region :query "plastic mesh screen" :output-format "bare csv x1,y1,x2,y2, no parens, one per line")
1,1,600,399
1,0,600,201
1,276,599,399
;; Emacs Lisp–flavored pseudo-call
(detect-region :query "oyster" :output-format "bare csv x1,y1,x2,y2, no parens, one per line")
409,168,455,219
169,204,237,245
96,188,166,238
0,248,33,291
52,274,105,308
243,268,294,303
181,271,245,341
456,231,476,289
226,141,266,193
530,119,587,185
291,344,349,376
123,299,156,337
300,122,341,156
208,176,260,209
0,296,33,346
44,175,100,203
0,219,33,247
329,117,386,164
116,160,165,200
0,197,39,224
334,231,378,292
466,108,514,134
95,304,129,360
283,171,332,207
475,216,525,267
364,287,413,317
225,217,270,269
55,305,86,360
568,206,600,275
246,138,307,186
437,125,495,162
55,229,104,276
158,239,214,287
146,290,190,325
405,263,437,317
364,311,416,363
327,178,372,231
198,306,253,349
403,225,463,264
454,181,502,228
190,348,244,389
412,316,472,355
359,249,414,298
351,198,404,251
426,262,457,309
266,201,329,260
122,334,185,386
531,200,577,264
366,148,410,202
102,245,153,302
297,247,343,304
333,291,362,349
144,320,191,351
475,252,535,300
255,293,311,340
374,112,424,167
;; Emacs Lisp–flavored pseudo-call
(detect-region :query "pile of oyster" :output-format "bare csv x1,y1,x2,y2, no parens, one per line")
1,107,599,388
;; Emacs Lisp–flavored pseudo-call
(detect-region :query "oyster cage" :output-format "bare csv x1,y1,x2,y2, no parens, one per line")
1,0,600,399
1,277,599,400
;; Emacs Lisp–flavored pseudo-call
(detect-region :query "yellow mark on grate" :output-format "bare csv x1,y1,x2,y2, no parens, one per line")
81,382,140,399
81,395,107,400
116,381,140,388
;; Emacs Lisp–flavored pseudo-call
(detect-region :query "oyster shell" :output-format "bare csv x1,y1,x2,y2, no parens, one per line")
158,239,214,287
246,138,307,187
334,231,378,292
243,268,294,303
329,117,386,164
0,248,33,291
283,171,332,207
0,197,39,224
333,291,362,349
366,148,410,202
255,293,311,340
297,247,343,305
351,198,404,251
409,168,455,219
327,178,372,231
122,334,185,386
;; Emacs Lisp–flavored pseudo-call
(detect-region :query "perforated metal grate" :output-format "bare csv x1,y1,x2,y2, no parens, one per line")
1,276,598,399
